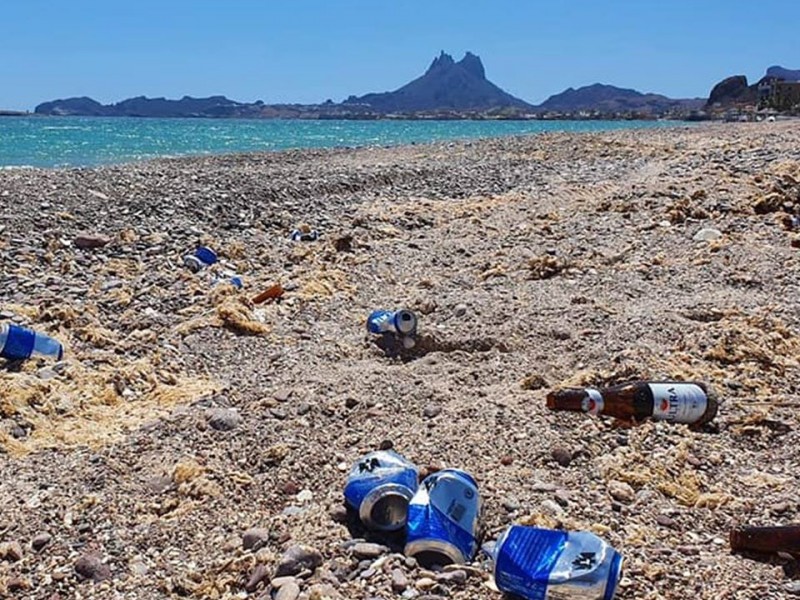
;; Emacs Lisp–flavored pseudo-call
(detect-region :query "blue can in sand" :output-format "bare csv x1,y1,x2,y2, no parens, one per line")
183,246,218,272
366,309,418,336
343,450,419,532
0,323,63,361
404,468,481,566
487,525,623,600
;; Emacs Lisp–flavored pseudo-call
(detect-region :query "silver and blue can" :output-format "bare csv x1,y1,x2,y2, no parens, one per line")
405,469,481,566
366,309,418,336
343,450,419,531
489,525,623,600
183,246,218,272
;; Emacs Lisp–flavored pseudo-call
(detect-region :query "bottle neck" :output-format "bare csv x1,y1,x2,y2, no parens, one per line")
546,388,592,412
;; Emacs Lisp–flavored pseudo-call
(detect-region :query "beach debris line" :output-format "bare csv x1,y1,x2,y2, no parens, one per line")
730,524,800,555
405,468,482,567
367,308,418,349
484,525,623,600
343,450,419,531
546,380,719,427
0,323,63,361
183,246,218,272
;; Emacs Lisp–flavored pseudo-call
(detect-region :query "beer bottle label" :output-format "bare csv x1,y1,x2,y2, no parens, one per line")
581,389,604,415
649,383,707,423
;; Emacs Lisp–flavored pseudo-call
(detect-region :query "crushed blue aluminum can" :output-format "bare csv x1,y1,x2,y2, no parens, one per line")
487,525,623,600
366,309,418,336
343,450,419,531
183,246,218,272
405,468,481,566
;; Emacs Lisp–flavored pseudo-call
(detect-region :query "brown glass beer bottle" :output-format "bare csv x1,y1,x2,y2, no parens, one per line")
730,525,800,554
545,381,718,427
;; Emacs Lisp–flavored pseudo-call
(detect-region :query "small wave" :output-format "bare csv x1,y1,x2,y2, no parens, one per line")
42,126,90,131
0,165,37,170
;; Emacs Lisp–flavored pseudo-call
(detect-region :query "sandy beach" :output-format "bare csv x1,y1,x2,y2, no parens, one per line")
1,122,800,599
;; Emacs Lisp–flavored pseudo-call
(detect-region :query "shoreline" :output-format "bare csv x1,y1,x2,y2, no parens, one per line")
0,117,693,170
1,122,800,598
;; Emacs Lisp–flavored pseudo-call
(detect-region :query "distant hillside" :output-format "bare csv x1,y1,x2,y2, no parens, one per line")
706,76,757,107
705,64,800,108
36,51,748,120
537,83,703,114
342,51,534,112
35,95,259,118
766,66,800,81
35,52,532,118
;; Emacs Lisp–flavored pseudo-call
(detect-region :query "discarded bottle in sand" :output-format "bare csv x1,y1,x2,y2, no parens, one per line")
183,246,218,272
343,450,419,531
485,525,623,600
546,381,718,427
405,469,481,567
252,282,284,304
0,323,63,361
730,524,800,554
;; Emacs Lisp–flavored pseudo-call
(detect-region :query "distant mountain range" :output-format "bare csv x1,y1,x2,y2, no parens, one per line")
30,52,795,119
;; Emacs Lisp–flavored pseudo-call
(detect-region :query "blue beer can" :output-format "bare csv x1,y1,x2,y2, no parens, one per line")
343,450,419,531
405,469,481,566
183,246,218,272
489,525,623,600
366,309,418,336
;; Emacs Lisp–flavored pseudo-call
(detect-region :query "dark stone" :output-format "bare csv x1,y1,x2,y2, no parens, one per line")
206,407,242,431
351,542,389,559
242,527,270,551
333,234,354,252
74,554,112,582
245,564,268,593
73,233,111,249
550,447,573,467
275,545,323,577
656,514,677,529
31,532,52,552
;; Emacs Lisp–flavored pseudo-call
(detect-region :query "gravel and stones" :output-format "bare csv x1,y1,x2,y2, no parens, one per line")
1,122,800,599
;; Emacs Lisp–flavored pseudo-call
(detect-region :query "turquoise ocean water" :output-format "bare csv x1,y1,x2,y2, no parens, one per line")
0,117,680,169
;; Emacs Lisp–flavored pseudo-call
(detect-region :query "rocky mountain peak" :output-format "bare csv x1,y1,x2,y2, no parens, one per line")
344,50,532,113
426,51,456,74
457,52,486,80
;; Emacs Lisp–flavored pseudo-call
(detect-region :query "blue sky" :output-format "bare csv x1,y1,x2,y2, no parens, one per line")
1,0,798,110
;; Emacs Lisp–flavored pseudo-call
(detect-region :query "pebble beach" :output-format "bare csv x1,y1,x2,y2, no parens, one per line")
1,121,800,599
